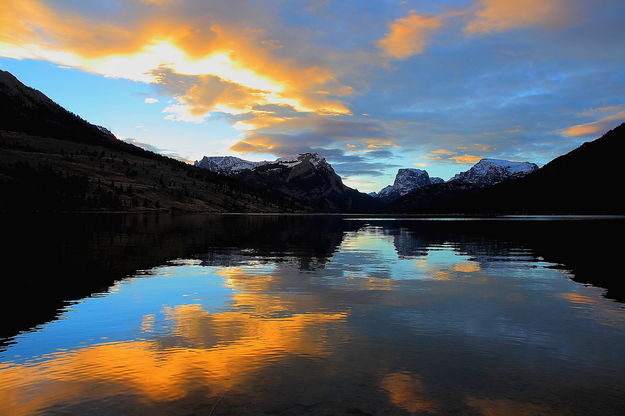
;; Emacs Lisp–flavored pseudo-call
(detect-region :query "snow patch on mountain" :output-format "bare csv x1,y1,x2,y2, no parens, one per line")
194,152,332,175
450,158,538,185
194,156,270,174
374,168,442,201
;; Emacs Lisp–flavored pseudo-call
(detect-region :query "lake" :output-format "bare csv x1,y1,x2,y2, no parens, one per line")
1,215,625,415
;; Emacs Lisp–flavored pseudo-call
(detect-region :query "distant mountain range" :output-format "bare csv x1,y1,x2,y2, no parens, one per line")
194,156,270,174
1,69,623,214
369,159,537,203
195,153,380,212
389,124,625,214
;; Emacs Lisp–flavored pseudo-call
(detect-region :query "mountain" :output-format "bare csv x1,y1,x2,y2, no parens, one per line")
373,168,444,202
194,156,270,174
382,158,536,208
230,153,381,212
450,159,538,185
0,70,291,213
392,124,625,214
388,158,537,212
442,123,625,214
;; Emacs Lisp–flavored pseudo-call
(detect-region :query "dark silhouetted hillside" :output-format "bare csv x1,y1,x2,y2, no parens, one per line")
0,70,292,213
391,124,625,214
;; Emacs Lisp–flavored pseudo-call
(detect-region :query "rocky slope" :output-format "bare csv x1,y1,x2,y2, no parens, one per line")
231,153,380,212
373,168,444,202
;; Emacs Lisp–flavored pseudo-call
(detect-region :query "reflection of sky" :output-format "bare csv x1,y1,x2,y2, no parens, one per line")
3,263,232,361
2,225,625,415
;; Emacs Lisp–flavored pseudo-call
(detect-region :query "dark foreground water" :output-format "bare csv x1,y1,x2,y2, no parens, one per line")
1,215,625,416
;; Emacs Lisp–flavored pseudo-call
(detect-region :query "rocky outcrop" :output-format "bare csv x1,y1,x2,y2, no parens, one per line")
374,169,444,202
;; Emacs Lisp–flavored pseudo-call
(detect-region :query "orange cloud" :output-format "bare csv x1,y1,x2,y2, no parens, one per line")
0,0,351,120
230,116,392,155
431,149,457,155
377,13,443,59
560,109,625,137
465,0,569,35
448,153,482,164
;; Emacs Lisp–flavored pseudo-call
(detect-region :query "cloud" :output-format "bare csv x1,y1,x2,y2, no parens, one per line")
420,150,482,165
448,154,482,164
144,97,159,104
2,0,624,185
377,13,443,59
230,115,391,155
464,0,570,35
0,0,351,122
560,108,625,137
431,149,457,155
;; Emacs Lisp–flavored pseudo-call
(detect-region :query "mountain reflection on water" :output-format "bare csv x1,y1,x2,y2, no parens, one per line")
1,214,625,416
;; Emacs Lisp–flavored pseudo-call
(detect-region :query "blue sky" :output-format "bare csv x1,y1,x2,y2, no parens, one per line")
1,0,624,192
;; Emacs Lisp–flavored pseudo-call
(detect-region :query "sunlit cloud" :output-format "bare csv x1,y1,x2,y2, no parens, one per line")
431,149,457,155
464,0,570,35
377,12,443,59
448,154,482,164
0,0,351,123
1,0,623,187
560,108,625,137
230,116,391,156
420,150,483,165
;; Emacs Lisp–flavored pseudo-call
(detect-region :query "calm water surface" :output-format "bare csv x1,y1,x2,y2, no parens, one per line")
1,215,625,415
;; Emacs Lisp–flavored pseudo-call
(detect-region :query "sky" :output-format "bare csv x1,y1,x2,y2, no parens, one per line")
1,0,624,192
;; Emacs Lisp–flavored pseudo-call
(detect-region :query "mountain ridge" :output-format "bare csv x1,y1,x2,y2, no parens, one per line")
0,70,293,213
390,124,625,214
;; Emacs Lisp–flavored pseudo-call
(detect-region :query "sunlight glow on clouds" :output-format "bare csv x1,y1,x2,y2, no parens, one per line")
464,0,570,35
0,0,351,122
377,13,443,59
561,107,625,137
1,0,624,191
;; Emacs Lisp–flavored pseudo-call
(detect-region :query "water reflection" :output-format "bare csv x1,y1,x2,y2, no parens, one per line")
1,215,625,415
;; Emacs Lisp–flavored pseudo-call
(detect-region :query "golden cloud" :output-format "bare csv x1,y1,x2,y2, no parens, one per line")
448,153,482,164
560,109,625,137
230,116,393,155
431,149,457,155
464,0,569,35
377,13,443,59
0,0,351,120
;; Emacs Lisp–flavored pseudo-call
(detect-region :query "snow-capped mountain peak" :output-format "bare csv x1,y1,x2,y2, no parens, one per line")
374,168,444,201
194,156,269,174
451,158,538,185
194,152,332,175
